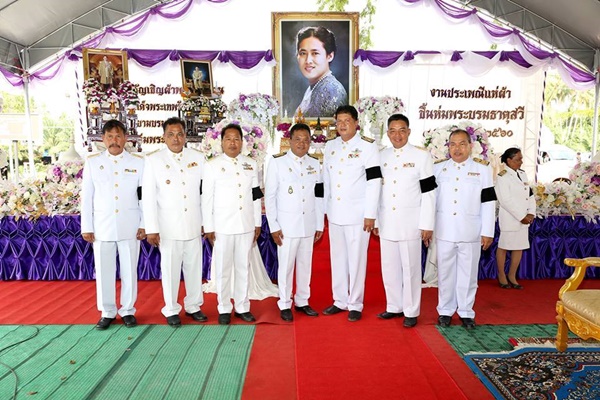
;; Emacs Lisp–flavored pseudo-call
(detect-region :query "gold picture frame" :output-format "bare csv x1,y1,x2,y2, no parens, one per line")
82,48,128,89
180,59,214,98
272,12,359,121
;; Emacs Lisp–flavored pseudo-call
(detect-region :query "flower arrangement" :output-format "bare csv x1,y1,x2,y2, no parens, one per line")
354,96,405,133
311,133,327,143
569,161,600,195
46,159,84,184
277,122,292,139
228,93,279,142
201,119,269,165
83,78,103,106
117,80,140,107
534,181,600,221
423,121,492,162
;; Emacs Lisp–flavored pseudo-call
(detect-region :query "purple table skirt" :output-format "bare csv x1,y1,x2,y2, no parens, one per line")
0,215,598,281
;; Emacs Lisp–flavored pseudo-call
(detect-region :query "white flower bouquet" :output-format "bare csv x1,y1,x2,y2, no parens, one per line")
423,121,492,162
354,96,405,131
202,119,269,166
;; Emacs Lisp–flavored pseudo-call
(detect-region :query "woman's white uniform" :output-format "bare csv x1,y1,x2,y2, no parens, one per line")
495,168,536,250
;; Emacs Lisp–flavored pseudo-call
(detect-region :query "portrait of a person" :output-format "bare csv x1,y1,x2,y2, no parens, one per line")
192,67,204,93
295,26,347,118
98,56,114,90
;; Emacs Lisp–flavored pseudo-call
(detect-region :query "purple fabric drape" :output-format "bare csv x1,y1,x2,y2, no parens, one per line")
0,215,278,281
1,215,598,281
355,50,534,69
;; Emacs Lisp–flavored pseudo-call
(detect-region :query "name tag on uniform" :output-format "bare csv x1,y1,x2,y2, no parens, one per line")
124,168,137,173
242,162,253,171
306,165,316,174
468,172,480,176
348,148,362,159
187,162,198,168
403,163,415,168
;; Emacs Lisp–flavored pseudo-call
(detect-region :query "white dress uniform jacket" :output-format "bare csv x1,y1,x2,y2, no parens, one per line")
378,144,436,240
495,168,536,232
433,157,496,241
142,148,204,240
323,134,381,224
265,151,324,236
81,150,144,240
202,154,262,234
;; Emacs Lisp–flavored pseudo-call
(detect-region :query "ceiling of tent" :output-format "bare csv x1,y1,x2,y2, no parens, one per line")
0,0,599,75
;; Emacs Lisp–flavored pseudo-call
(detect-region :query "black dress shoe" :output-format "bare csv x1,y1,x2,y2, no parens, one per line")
294,305,319,317
122,315,137,328
95,317,115,330
460,317,476,329
348,310,362,322
508,279,523,290
280,309,293,322
437,315,452,327
218,313,231,325
166,315,181,328
322,305,344,315
403,317,418,328
234,312,256,322
185,310,208,322
498,280,511,289
376,311,404,320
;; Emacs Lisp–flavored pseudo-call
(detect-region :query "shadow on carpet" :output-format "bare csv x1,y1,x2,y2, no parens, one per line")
0,324,254,399
438,324,600,399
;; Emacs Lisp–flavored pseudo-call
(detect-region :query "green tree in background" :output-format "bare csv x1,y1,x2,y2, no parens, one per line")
317,0,377,49
543,72,596,153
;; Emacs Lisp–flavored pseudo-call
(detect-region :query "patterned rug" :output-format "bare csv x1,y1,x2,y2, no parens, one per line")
508,336,600,348
464,348,600,400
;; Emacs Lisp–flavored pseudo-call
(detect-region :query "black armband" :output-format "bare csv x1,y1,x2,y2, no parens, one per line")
419,175,437,193
314,182,324,198
252,186,264,201
481,186,497,203
529,187,533,197
200,179,203,195
137,187,142,200
365,166,382,181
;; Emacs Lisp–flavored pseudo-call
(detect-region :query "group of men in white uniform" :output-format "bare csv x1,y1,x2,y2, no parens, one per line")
81,104,496,330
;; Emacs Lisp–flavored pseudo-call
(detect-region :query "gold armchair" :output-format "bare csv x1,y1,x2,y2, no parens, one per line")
556,257,600,351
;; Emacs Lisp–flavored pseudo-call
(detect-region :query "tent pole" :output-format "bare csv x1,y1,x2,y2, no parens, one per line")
592,49,600,158
22,51,36,178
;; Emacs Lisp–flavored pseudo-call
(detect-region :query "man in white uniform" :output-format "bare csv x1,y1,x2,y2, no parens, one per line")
433,129,496,329
322,105,382,322
373,114,436,328
81,119,145,330
203,123,263,325
265,123,324,321
143,117,206,327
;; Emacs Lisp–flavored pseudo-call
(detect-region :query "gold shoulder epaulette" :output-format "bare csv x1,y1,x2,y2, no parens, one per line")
272,151,287,158
189,147,202,153
434,158,449,164
307,153,319,160
473,157,490,166
361,136,375,143
414,145,427,151
145,149,160,157
131,152,144,158
87,152,101,159
326,137,336,142
498,169,507,177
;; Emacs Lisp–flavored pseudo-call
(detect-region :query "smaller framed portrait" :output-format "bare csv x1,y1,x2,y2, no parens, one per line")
82,48,128,89
180,59,213,98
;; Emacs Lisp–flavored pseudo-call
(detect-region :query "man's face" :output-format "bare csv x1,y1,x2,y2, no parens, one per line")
163,123,186,153
222,128,243,158
290,129,311,158
297,37,333,86
102,127,127,156
448,131,472,163
335,112,358,141
387,120,411,149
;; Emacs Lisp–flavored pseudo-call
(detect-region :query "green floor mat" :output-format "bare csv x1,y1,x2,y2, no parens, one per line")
0,325,255,400
436,324,574,356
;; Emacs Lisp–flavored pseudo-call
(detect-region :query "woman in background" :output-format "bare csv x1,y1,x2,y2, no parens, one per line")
295,26,347,118
495,148,536,289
